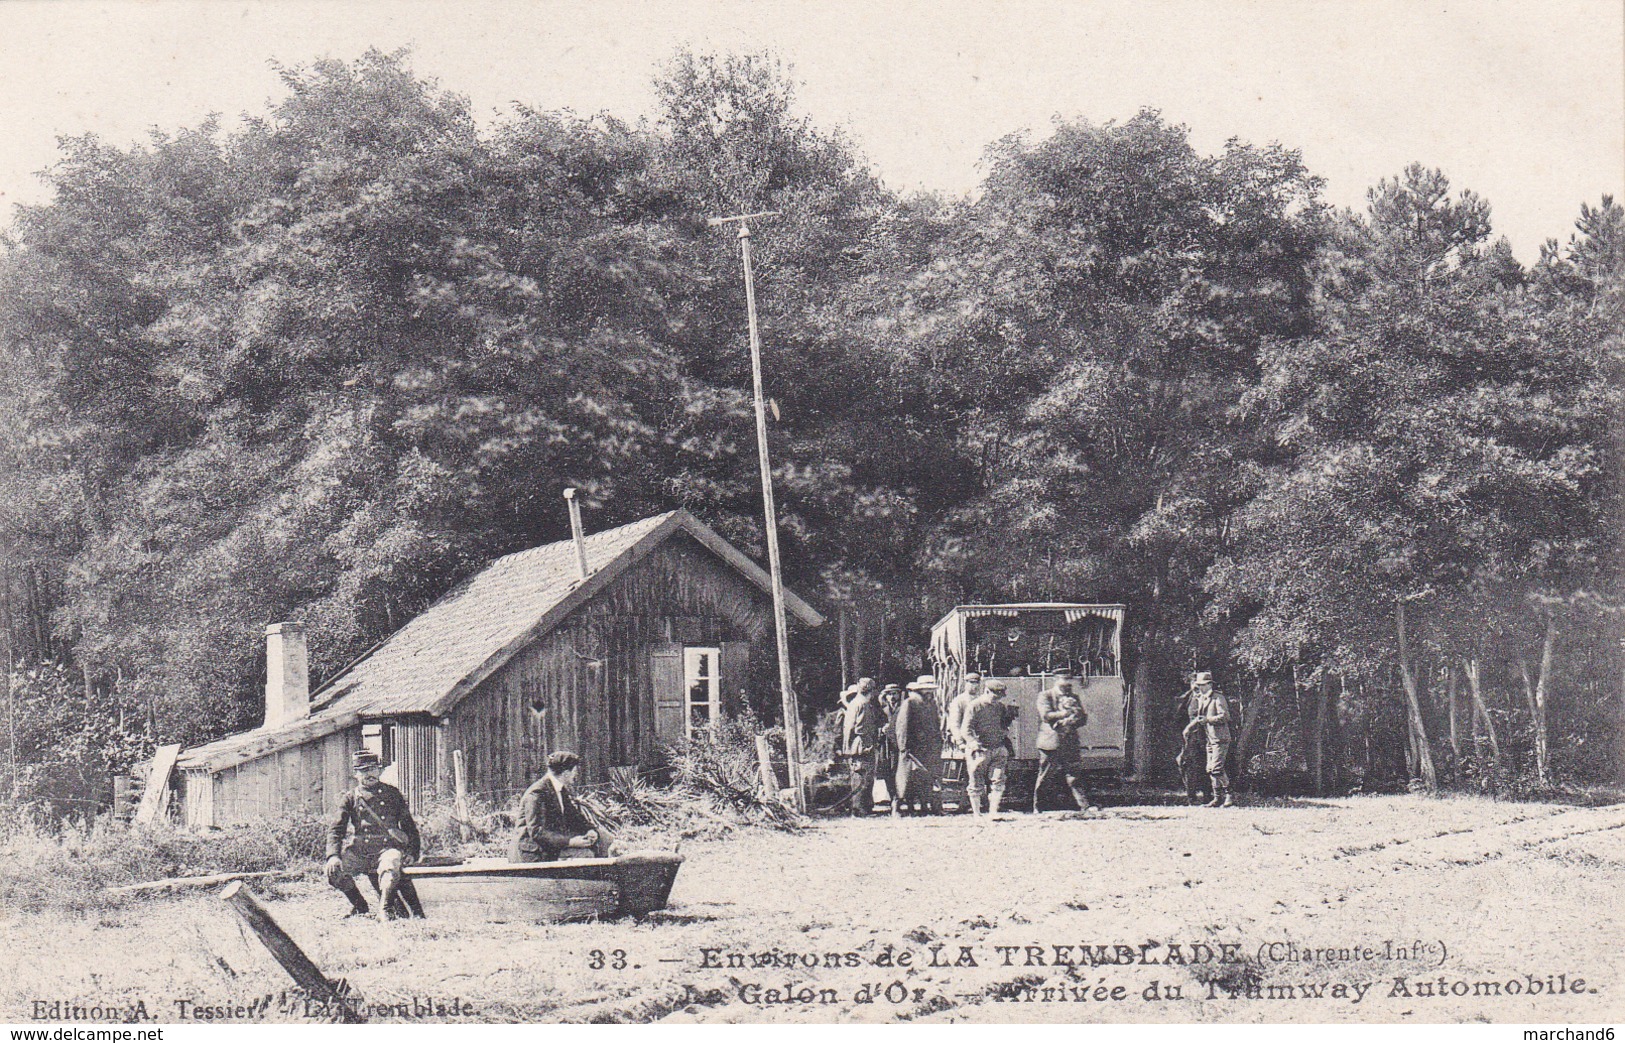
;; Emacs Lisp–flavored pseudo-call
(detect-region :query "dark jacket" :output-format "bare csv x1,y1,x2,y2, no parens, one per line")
895,692,944,762
1036,684,1088,754
842,691,880,756
964,696,1018,753
514,775,594,862
326,782,421,860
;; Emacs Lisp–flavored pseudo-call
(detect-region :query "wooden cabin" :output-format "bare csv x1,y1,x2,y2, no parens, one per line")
174,510,823,827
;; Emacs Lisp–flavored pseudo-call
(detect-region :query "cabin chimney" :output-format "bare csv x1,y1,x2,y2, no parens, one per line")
263,622,310,728
564,488,589,580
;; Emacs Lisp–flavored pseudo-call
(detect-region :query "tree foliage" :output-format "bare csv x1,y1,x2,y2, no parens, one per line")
0,52,1618,810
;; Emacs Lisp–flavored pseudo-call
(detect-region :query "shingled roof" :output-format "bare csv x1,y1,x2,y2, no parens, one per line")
178,510,823,772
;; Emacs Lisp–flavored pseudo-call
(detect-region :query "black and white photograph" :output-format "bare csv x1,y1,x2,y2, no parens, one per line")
0,0,1621,1029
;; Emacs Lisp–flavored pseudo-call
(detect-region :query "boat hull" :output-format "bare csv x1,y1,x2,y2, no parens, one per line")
404,851,682,922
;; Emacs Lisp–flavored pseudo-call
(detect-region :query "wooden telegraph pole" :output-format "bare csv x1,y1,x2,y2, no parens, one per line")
708,210,806,812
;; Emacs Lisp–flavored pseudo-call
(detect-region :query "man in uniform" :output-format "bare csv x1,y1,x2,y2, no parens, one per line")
876,683,904,814
842,676,881,815
945,671,982,754
1034,668,1099,813
1175,674,1211,804
512,750,609,861
963,680,1019,816
1182,671,1234,807
944,671,982,814
326,749,424,922
894,675,944,816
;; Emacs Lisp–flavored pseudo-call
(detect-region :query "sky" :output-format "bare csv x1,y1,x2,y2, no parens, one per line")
1,0,1620,260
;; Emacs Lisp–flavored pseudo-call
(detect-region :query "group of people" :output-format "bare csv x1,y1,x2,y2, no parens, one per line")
323,748,608,921
322,670,1239,919
838,668,1103,817
837,674,946,816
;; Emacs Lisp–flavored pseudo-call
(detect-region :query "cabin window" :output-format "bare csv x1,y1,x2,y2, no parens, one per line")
362,723,386,761
683,647,721,737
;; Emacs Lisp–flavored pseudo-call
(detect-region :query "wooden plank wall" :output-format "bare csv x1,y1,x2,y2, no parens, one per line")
392,720,440,811
200,726,361,826
448,535,777,799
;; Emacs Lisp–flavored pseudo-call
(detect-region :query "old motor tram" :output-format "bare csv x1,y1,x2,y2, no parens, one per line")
928,603,1130,804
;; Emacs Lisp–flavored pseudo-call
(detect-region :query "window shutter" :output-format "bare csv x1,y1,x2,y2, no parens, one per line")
720,641,750,716
651,643,685,743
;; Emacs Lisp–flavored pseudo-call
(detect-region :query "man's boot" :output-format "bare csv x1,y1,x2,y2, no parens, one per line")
341,888,370,917
328,864,370,917
397,877,426,918
1220,789,1234,808
376,870,400,923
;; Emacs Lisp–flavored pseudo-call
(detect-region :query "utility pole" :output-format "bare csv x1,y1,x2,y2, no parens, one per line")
708,210,805,812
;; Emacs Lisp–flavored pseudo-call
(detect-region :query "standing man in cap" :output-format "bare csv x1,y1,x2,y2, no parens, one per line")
1175,673,1211,804
963,680,1019,815
842,677,881,815
946,671,983,755
894,675,944,816
1034,668,1099,813
1182,671,1234,807
876,683,904,814
326,749,424,922
945,670,983,814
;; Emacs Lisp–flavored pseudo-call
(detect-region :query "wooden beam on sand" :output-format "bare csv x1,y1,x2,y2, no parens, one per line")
220,881,364,1023
108,869,302,896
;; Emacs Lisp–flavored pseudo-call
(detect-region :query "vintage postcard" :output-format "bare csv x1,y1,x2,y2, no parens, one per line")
0,0,1621,1031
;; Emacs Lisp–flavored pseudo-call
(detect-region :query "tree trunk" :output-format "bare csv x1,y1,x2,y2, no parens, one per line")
1233,674,1273,785
1326,673,1345,794
1518,616,1557,788
1445,661,1461,774
851,603,865,681
1463,656,1502,776
1395,601,1438,791
837,605,850,692
1311,670,1334,796
1129,631,1153,781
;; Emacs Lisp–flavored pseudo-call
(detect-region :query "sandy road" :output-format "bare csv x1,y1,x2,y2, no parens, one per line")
2,795,1621,1024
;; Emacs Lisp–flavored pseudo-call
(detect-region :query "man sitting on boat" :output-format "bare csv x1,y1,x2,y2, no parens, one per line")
512,751,611,861
325,749,425,922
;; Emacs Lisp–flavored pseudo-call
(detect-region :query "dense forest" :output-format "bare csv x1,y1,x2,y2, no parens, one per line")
1,50,1619,815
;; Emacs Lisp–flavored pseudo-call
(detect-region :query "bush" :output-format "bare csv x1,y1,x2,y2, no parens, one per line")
0,808,325,912
585,710,805,845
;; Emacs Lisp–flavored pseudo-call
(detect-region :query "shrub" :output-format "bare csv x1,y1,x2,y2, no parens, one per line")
0,810,325,912
584,710,805,845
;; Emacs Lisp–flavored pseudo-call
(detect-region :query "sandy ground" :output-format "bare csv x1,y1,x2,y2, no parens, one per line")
2,793,1623,1025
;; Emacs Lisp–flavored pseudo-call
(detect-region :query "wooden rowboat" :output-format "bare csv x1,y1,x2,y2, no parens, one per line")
403,851,683,922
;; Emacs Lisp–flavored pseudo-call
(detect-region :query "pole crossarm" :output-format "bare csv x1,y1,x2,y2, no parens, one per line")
706,210,782,228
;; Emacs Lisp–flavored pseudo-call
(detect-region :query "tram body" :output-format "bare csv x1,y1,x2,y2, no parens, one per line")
928,603,1129,771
